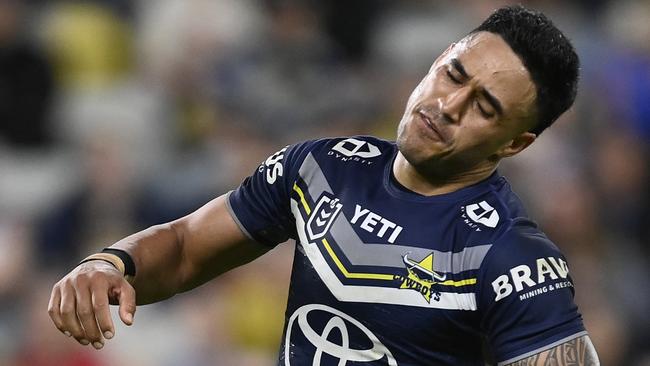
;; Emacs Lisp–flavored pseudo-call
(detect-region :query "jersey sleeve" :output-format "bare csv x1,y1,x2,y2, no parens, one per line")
226,139,322,247
477,221,586,365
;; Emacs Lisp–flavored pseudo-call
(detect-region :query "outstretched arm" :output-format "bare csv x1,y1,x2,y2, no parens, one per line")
115,193,268,303
48,193,268,349
505,335,600,366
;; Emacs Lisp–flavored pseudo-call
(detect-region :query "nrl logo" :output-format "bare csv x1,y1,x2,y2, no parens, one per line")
306,193,343,241
393,253,445,303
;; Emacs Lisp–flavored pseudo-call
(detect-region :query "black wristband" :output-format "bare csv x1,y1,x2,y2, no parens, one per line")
78,258,118,270
102,248,136,277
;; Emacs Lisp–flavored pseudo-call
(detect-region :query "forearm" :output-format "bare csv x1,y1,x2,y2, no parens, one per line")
110,223,186,304
107,194,268,304
506,335,600,366
49,193,268,350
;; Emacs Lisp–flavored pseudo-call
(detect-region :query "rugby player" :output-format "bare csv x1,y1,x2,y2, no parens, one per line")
48,5,600,365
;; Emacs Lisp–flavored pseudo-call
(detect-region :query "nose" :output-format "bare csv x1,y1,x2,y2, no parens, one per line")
440,87,472,124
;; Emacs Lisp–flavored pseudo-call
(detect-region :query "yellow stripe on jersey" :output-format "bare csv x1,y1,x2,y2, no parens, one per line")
293,183,311,215
322,238,395,281
438,278,477,287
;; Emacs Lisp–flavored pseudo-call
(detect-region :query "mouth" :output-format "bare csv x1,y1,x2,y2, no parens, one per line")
416,109,447,142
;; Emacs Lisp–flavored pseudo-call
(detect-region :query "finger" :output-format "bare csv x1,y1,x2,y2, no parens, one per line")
48,286,69,337
74,284,104,349
91,282,115,340
59,281,87,344
115,283,136,326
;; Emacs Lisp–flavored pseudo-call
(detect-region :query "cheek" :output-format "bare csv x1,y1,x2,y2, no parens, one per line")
405,83,423,108
408,71,446,105
454,122,504,153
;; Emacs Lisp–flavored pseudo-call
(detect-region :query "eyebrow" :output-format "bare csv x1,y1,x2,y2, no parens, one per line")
451,58,504,116
481,89,504,116
451,58,469,79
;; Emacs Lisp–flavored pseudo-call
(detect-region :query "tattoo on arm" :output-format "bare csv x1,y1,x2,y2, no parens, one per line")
506,335,600,366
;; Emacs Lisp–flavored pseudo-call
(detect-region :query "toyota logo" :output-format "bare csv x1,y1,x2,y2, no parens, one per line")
284,304,397,365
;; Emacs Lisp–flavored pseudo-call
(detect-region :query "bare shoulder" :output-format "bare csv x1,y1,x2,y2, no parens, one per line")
504,335,600,366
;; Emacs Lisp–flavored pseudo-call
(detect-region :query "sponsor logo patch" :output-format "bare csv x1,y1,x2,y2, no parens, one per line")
491,257,571,302
461,201,499,230
260,146,289,184
284,304,397,366
328,138,381,165
350,204,403,244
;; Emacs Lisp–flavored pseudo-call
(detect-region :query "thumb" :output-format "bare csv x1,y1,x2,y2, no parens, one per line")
116,282,137,326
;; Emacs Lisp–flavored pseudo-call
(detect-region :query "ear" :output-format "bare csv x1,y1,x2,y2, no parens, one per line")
495,132,536,159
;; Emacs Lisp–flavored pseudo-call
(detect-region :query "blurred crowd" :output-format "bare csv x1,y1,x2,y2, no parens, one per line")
0,0,648,365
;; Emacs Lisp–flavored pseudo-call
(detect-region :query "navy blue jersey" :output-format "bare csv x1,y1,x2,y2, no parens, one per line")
227,137,586,365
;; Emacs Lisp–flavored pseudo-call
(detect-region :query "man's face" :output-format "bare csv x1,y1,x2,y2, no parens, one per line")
396,31,537,175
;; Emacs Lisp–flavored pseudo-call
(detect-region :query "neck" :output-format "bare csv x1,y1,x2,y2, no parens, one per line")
392,152,497,196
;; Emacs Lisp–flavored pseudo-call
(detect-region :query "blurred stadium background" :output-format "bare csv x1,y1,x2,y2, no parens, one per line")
0,0,648,365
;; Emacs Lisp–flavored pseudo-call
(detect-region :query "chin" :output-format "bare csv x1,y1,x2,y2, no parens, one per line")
397,119,438,161
396,133,430,167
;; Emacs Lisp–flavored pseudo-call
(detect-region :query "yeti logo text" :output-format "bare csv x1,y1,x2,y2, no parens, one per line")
351,204,403,244
332,138,381,158
284,304,397,366
465,201,499,228
492,257,570,301
306,194,343,241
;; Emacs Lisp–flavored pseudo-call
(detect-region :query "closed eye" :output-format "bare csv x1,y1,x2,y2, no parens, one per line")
446,69,462,84
475,99,495,119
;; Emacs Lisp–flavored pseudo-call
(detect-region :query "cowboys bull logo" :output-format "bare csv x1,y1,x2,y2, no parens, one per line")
394,253,445,303
284,304,397,366
307,193,343,241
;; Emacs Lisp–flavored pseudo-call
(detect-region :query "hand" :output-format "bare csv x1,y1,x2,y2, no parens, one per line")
48,261,136,349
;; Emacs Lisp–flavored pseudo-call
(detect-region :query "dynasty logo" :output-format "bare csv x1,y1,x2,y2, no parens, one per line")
394,253,444,302
461,200,500,231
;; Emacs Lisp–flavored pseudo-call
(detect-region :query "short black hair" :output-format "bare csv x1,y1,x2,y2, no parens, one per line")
471,5,579,135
